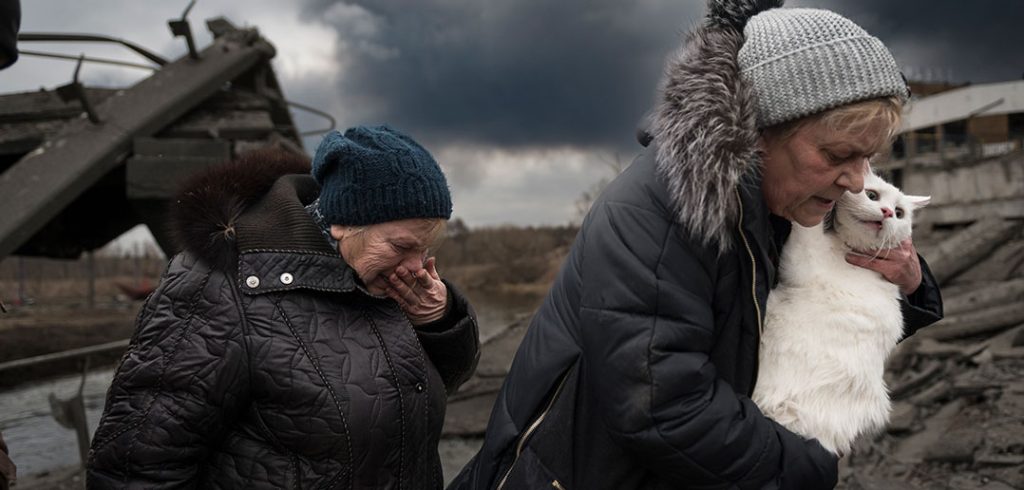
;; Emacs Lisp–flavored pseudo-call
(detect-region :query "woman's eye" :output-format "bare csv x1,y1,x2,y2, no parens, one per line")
895,207,904,219
866,190,878,201
826,151,851,163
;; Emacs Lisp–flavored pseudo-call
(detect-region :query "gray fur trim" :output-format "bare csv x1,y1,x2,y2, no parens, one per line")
653,26,760,253
706,0,784,30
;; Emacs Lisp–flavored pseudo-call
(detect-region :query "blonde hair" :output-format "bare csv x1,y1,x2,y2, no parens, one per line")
763,96,904,154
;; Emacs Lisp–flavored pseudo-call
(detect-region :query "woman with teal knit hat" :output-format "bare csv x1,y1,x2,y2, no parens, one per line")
88,125,479,489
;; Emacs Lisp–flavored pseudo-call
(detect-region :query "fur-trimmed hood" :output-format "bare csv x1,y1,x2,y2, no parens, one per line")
652,0,783,252
169,148,313,268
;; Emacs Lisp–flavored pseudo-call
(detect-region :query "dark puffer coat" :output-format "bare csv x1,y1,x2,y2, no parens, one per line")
450,7,942,490
87,150,479,489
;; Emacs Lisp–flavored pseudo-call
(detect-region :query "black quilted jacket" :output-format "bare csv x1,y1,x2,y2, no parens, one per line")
87,151,479,489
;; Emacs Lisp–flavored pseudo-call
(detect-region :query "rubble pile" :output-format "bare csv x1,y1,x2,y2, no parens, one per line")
840,218,1024,490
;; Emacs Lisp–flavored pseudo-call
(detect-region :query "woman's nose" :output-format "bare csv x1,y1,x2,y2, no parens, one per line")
401,254,424,272
836,160,867,193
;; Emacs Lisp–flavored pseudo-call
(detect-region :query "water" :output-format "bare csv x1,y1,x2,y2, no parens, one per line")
464,289,542,339
0,368,114,478
0,290,540,481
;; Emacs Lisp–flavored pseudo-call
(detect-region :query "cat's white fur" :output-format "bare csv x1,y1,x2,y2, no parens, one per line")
752,172,930,455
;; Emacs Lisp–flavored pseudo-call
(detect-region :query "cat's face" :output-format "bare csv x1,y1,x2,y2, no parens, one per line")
833,172,930,250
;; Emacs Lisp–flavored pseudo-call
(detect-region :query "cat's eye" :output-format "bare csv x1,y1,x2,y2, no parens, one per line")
866,190,879,201
895,207,904,219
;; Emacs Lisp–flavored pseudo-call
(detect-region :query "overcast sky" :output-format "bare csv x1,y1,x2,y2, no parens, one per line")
2,0,1021,236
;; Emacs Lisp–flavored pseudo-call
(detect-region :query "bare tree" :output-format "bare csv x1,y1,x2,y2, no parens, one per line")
573,152,628,225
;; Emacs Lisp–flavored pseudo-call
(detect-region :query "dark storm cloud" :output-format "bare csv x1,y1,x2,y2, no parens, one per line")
299,0,702,152
302,0,1020,152
800,0,1024,85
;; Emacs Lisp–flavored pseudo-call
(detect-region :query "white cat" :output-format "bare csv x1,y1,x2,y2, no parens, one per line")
752,171,930,456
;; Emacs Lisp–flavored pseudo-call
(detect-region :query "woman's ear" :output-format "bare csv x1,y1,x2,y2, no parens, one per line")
757,135,769,154
330,224,346,241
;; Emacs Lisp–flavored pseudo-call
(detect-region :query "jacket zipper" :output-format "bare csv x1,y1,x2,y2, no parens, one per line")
735,189,763,338
496,370,572,490
552,480,567,490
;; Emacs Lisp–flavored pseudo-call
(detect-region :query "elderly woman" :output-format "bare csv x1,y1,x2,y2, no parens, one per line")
452,1,942,489
88,126,479,488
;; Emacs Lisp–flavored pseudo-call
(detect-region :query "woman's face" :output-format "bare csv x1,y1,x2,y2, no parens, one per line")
760,116,889,227
331,219,442,295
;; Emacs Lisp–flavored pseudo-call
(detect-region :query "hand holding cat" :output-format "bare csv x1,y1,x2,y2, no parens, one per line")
845,239,923,295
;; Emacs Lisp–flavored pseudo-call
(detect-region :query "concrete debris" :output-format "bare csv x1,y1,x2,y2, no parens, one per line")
926,218,1023,285
887,402,919,434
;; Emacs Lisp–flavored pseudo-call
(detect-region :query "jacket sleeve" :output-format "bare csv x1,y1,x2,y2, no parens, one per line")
415,279,480,394
0,0,19,69
87,253,249,488
578,201,836,489
900,254,944,339
0,430,15,489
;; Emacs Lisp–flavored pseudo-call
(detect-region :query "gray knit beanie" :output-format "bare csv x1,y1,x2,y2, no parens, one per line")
737,8,910,128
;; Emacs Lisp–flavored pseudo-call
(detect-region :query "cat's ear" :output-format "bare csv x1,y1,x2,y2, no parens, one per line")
906,195,931,209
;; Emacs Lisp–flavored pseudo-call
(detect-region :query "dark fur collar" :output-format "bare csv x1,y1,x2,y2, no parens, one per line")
652,0,782,253
170,148,312,268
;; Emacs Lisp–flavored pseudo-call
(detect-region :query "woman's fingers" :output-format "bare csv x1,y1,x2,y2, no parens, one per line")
846,238,923,295
389,272,419,304
415,268,433,289
426,257,441,281
388,261,447,321
395,266,417,289
387,261,449,325
385,286,409,309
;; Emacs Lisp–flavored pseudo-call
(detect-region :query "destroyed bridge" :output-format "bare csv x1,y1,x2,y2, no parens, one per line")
0,16,319,262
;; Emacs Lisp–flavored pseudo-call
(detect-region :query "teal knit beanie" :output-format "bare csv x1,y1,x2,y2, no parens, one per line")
312,125,453,226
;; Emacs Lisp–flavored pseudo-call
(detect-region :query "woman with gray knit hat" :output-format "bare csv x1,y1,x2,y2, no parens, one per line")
88,125,479,489
451,0,941,489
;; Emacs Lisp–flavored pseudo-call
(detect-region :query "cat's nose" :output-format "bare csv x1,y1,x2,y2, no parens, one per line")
881,207,894,219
